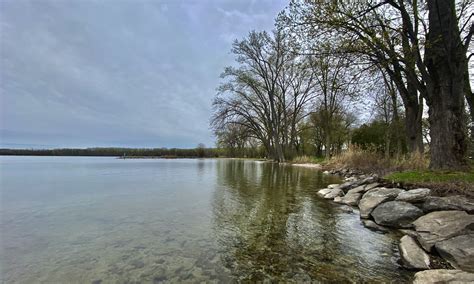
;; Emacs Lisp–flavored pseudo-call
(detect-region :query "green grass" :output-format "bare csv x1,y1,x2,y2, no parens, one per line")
385,170,474,183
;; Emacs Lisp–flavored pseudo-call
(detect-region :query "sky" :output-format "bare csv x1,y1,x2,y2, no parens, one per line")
0,0,287,149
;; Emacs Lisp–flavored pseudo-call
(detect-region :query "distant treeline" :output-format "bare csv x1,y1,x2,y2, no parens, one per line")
0,147,222,158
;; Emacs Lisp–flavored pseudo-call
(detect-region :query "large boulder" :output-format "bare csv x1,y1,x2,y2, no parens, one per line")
413,269,474,284
422,195,474,213
398,235,430,270
371,201,424,228
412,210,474,251
358,187,403,218
396,188,431,203
435,234,474,272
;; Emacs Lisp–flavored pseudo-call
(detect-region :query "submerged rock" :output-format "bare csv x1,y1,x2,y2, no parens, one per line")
371,201,424,228
422,195,474,213
412,210,474,251
435,234,474,272
362,220,389,233
358,187,403,218
396,188,431,203
413,269,474,284
398,235,430,270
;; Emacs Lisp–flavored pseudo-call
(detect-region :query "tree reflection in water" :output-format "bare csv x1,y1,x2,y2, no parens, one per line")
211,159,413,282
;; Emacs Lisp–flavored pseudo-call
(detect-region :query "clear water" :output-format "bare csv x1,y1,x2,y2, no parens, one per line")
0,157,413,283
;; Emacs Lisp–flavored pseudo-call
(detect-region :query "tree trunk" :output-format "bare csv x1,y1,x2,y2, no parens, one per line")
404,99,424,154
425,0,468,170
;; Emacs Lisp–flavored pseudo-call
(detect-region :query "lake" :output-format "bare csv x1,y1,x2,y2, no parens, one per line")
0,157,413,283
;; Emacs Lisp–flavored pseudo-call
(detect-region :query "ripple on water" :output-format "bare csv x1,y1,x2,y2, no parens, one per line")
0,157,414,283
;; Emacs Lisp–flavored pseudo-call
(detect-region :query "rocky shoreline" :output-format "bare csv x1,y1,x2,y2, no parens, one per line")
319,168,474,283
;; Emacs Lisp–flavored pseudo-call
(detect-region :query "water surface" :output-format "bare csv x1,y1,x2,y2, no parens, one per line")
0,157,413,283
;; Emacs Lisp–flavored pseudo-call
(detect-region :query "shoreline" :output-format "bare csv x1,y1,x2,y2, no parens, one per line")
318,167,474,282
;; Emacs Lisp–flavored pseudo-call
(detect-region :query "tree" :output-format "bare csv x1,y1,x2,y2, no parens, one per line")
211,30,318,162
422,0,469,169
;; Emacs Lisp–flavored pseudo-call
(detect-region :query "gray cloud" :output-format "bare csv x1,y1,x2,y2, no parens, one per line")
0,0,286,148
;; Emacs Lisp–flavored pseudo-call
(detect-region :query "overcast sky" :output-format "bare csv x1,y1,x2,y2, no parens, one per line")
0,0,286,149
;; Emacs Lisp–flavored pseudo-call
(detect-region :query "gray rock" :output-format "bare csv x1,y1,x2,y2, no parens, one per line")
399,229,419,239
323,188,343,199
362,220,389,232
435,234,474,272
358,187,404,218
327,184,340,189
333,196,343,203
317,188,332,196
347,185,366,194
338,181,356,191
339,205,354,213
413,269,474,284
413,210,474,251
339,192,362,206
371,201,424,228
396,188,431,203
344,176,358,182
398,235,430,270
364,182,380,191
422,195,474,213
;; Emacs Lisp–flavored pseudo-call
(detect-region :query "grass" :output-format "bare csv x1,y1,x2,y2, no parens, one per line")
385,170,474,183
384,170,474,197
291,155,326,164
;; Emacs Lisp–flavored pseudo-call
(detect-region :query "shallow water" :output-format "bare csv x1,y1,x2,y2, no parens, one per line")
0,157,413,283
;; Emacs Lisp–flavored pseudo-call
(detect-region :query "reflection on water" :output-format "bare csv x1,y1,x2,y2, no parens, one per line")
0,157,413,283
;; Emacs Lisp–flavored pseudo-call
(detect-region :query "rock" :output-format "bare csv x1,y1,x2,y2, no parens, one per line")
327,184,340,189
398,235,430,270
371,201,424,228
333,196,343,203
347,185,366,194
339,205,353,213
317,188,333,196
339,192,362,206
435,234,474,272
338,181,356,191
358,187,404,218
345,176,358,182
323,188,343,199
363,182,380,191
323,170,330,175
422,195,474,213
396,188,431,203
413,269,474,284
413,210,474,251
362,220,389,232
399,229,419,238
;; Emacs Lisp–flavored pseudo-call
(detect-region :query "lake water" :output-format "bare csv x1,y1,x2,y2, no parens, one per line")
0,157,413,283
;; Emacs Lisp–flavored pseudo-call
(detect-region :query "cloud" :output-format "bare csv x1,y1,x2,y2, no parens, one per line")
0,0,286,148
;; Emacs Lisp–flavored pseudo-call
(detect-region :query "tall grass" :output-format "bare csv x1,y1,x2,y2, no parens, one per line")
327,145,428,175
291,155,325,164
